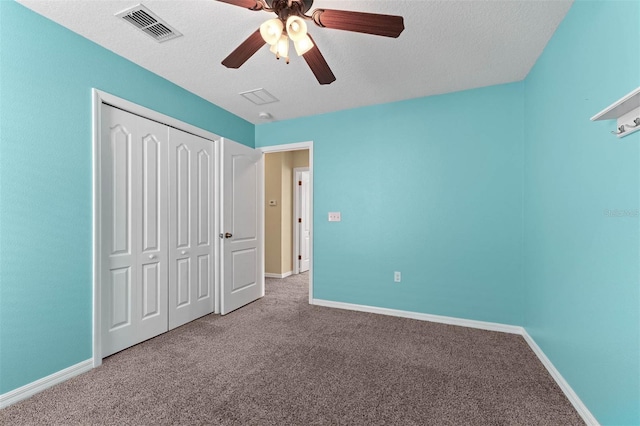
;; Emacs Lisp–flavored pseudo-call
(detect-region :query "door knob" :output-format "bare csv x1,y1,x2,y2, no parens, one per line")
149,254,156,260
225,232,233,239
181,250,187,255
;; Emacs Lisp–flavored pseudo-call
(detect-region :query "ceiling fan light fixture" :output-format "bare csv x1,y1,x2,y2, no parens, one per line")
259,18,283,45
219,0,405,85
286,15,308,41
294,34,314,56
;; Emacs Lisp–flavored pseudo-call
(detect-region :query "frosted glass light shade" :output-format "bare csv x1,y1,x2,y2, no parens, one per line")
276,34,289,59
269,34,290,61
260,19,283,45
294,34,314,56
286,16,307,41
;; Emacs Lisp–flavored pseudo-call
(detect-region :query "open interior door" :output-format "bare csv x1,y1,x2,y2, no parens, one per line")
220,139,264,314
298,170,311,273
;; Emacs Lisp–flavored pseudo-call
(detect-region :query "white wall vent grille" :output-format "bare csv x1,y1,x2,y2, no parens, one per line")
116,4,182,43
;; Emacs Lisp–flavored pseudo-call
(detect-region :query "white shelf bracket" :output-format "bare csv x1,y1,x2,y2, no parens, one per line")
591,87,640,138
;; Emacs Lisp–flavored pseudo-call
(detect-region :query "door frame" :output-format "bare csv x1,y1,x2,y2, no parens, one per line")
292,167,310,275
92,89,221,368
257,142,313,304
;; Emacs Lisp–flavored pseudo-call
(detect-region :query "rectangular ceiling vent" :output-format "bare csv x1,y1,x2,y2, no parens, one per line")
240,89,279,105
116,4,182,43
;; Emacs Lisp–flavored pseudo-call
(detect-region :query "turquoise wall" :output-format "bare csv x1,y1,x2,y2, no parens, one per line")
2,0,638,423
523,1,640,424
0,1,253,394
257,83,525,325
257,2,640,423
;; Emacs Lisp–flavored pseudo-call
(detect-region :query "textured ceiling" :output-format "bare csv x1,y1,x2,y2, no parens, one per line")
17,0,573,124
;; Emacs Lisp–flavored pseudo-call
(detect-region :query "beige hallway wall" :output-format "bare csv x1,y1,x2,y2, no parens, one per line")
264,149,309,276
265,153,283,275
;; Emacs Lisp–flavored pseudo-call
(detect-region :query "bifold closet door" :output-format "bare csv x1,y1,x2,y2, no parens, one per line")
168,128,215,329
100,104,169,357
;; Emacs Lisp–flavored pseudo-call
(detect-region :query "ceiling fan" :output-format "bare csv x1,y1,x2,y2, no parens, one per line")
217,0,405,85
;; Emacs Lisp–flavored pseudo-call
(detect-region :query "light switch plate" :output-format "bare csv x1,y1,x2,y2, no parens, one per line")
328,212,341,222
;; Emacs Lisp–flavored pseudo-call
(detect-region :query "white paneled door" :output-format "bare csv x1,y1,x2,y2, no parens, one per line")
298,170,311,273
221,139,264,315
100,104,169,357
168,128,215,329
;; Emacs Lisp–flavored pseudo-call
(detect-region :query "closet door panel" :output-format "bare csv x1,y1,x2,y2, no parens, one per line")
198,255,210,299
176,145,191,248
168,129,215,329
142,136,161,252
101,104,169,357
109,267,131,329
110,125,131,257
197,150,211,246
176,258,191,306
141,263,160,319
196,149,212,301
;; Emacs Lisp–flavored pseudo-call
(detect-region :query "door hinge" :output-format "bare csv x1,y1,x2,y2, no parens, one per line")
298,255,302,260
298,180,302,186
298,218,302,223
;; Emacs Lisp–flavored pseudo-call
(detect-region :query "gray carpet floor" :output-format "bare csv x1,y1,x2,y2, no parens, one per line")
2,273,584,425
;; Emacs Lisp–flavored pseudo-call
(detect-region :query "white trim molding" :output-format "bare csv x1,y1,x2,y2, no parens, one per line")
265,271,293,279
311,298,523,334
311,298,600,426
0,359,93,409
521,331,600,425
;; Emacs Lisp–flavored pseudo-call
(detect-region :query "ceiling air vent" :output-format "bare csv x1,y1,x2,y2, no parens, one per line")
116,4,182,43
240,89,279,106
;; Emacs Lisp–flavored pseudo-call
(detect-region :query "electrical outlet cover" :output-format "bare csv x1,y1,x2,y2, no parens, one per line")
328,212,341,222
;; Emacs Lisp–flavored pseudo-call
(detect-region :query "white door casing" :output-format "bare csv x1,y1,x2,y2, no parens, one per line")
100,104,169,357
220,139,264,315
168,128,215,329
258,142,313,304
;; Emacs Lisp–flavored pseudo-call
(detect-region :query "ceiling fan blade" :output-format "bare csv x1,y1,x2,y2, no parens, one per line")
302,35,336,85
312,9,404,38
216,0,263,10
222,29,265,69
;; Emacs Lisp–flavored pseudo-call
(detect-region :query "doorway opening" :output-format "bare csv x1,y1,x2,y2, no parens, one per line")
259,142,313,303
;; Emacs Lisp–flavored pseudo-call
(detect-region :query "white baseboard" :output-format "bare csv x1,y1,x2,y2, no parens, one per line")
311,298,599,426
521,331,599,425
265,271,293,279
311,298,523,334
0,359,93,409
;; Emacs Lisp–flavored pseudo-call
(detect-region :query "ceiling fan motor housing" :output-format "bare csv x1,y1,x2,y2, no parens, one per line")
265,0,314,14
